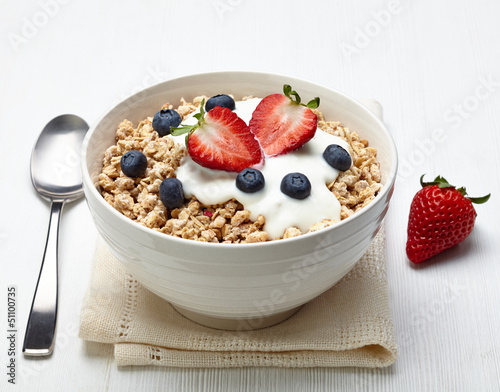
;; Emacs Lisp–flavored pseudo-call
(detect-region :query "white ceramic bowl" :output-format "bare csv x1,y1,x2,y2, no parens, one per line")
81,71,398,330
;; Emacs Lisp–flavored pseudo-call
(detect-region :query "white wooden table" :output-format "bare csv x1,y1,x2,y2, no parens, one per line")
2,0,500,390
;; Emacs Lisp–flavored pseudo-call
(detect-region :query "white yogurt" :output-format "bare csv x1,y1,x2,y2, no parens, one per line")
170,99,351,239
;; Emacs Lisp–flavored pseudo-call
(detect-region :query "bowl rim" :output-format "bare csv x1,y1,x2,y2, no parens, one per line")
81,70,398,249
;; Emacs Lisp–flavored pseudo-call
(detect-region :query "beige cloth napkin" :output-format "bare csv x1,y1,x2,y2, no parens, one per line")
79,227,397,368
78,99,397,367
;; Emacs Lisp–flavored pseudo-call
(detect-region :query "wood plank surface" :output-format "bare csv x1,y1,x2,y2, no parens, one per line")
1,0,499,390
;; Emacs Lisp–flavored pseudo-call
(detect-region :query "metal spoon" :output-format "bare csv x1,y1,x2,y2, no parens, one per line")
23,114,89,356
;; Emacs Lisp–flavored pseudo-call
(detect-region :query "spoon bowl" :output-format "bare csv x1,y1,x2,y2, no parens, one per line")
23,114,88,356
30,115,88,201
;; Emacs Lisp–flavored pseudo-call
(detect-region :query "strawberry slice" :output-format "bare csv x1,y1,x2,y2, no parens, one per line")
249,85,320,157
171,101,263,172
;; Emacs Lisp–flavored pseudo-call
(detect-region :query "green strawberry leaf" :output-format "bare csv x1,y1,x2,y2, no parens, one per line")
289,89,301,105
170,123,196,135
171,99,206,146
419,174,490,204
306,97,320,109
468,194,491,204
193,111,204,121
283,84,292,97
420,174,452,188
282,84,320,108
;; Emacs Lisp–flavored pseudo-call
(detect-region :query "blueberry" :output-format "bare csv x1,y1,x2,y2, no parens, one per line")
152,109,182,136
120,150,148,178
159,178,185,209
280,172,311,200
323,144,352,171
205,94,236,112
236,168,265,193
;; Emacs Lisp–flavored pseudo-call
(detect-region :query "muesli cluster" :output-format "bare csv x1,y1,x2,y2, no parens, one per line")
98,88,382,243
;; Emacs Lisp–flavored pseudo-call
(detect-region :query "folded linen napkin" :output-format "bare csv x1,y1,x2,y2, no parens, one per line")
79,226,396,367
78,100,397,367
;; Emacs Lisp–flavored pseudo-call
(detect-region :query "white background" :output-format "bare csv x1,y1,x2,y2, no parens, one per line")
1,0,500,391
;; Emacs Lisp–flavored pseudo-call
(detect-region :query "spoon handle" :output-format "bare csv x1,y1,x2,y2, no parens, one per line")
23,201,64,356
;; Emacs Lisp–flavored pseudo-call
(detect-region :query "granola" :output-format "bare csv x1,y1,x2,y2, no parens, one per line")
98,96,382,243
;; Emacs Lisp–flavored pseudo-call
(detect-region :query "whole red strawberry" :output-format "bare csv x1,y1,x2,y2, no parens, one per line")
406,175,490,263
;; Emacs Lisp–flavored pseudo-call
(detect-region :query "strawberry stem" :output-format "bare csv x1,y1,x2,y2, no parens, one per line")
419,174,491,204
283,84,320,109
